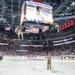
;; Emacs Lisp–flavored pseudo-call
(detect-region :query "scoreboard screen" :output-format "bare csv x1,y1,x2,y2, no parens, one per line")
20,1,53,25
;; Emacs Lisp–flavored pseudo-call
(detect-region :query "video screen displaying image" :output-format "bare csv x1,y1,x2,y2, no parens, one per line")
20,1,53,25
24,24,49,34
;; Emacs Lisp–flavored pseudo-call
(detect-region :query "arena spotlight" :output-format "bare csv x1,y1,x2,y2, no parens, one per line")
71,2,75,6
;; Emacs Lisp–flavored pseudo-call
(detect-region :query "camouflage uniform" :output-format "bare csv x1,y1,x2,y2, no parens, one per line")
15,26,23,40
47,53,51,70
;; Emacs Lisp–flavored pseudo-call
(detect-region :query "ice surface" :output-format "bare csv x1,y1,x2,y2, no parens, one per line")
0,59,75,75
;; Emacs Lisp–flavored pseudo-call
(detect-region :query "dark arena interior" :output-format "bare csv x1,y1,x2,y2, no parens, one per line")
0,0,75,75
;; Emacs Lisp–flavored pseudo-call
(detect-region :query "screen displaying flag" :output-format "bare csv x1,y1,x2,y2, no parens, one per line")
25,26,39,33
30,27,39,33
42,26,49,32
5,27,10,31
25,25,49,33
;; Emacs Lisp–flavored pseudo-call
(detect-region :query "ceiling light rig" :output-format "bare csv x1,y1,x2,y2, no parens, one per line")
71,2,75,6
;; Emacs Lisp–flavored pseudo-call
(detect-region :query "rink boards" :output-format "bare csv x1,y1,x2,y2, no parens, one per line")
61,55,75,60
3,55,75,60
3,56,46,60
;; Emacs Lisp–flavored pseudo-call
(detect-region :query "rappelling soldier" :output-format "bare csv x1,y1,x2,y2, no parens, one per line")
15,25,24,40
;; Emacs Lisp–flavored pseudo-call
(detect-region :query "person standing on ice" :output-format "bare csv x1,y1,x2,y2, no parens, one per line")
47,52,51,70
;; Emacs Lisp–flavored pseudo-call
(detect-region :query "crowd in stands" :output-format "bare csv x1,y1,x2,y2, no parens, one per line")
0,43,75,57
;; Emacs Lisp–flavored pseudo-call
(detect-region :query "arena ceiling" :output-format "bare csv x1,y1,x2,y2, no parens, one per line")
0,0,75,40
0,0,75,26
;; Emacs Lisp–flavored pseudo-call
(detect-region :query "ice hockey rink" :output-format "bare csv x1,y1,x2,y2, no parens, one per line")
0,57,75,75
